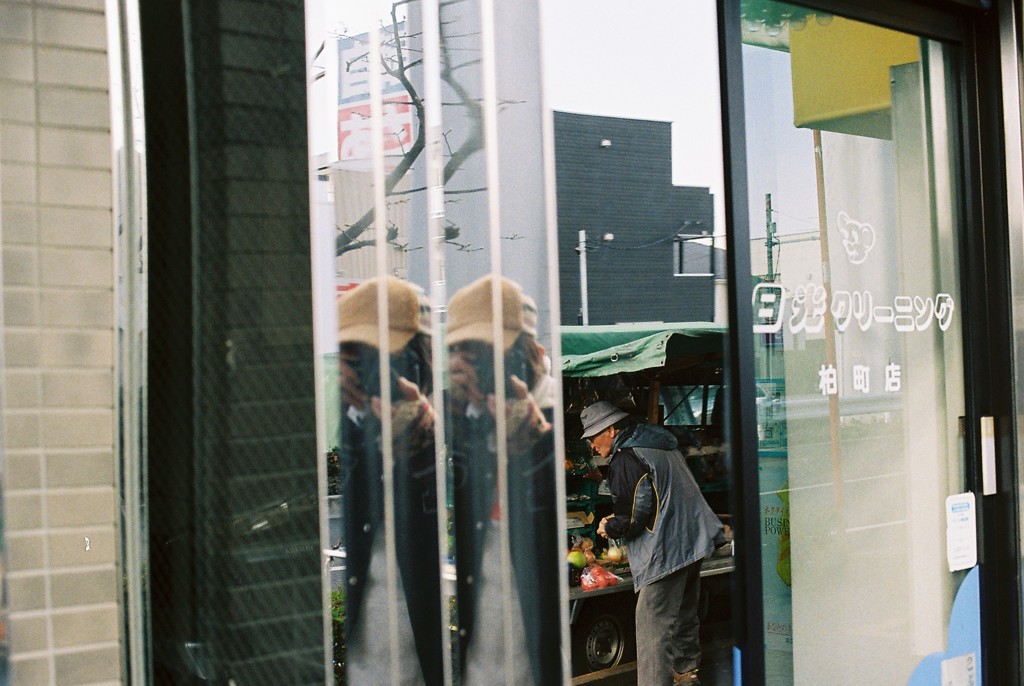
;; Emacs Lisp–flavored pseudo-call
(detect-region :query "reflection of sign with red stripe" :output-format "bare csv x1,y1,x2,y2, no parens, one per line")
337,98,415,162
339,26,406,104
337,282,360,295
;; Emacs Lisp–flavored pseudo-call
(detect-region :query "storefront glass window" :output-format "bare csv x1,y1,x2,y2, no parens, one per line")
740,3,970,683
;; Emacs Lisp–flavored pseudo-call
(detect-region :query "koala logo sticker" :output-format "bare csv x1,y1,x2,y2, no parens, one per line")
837,211,876,265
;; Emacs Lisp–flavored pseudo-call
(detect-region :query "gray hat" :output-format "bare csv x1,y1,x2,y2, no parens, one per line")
580,401,628,439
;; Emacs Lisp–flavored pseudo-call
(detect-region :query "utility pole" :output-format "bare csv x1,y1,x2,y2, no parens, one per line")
765,193,779,282
578,230,589,325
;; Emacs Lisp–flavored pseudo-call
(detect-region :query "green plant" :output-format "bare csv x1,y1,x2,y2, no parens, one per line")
332,588,346,684
327,447,341,496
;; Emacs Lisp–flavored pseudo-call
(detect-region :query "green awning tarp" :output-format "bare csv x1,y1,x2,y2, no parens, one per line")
560,323,726,377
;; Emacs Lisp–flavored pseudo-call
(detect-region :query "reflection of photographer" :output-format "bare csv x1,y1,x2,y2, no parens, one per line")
337,277,441,686
447,275,562,685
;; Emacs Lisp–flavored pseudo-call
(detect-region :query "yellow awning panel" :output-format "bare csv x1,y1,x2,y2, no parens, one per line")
790,16,919,139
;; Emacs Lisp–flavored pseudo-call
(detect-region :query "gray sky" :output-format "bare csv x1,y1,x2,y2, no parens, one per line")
540,0,726,233
314,0,727,231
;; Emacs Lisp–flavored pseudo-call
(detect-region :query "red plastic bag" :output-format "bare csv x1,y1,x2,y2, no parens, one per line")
580,564,622,591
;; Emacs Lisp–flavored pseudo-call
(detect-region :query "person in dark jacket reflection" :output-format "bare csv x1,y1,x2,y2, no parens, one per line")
447,274,562,685
338,277,442,686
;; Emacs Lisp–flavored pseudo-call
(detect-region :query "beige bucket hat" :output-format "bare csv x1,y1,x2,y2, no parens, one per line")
337,276,428,353
447,274,524,352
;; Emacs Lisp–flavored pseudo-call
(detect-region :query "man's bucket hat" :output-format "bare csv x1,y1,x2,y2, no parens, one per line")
580,400,629,439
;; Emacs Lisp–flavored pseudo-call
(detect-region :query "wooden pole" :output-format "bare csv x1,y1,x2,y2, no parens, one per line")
813,129,844,515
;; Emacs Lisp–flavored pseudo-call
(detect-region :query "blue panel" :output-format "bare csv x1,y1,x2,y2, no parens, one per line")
733,646,743,686
906,566,981,686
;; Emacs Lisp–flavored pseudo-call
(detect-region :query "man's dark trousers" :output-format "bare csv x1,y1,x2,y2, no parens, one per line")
635,559,703,685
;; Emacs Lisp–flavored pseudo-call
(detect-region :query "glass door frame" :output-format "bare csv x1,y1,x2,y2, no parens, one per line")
717,1,1021,683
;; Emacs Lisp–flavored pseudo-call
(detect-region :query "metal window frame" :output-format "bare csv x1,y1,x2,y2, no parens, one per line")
107,0,151,682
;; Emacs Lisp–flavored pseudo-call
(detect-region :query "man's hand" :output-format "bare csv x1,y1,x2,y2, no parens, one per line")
597,515,611,539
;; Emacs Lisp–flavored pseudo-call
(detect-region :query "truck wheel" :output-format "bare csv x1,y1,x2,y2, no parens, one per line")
570,602,636,675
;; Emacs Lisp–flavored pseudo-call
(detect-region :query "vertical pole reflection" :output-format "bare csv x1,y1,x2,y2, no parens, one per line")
338,276,442,686
443,0,564,680
109,0,150,681
366,23,403,684
419,0,455,682
335,5,447,685
477,0,517,682
337,8,446,683
449,276,561,684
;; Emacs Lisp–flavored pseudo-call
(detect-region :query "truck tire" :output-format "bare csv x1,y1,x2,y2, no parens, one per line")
570,598,637,675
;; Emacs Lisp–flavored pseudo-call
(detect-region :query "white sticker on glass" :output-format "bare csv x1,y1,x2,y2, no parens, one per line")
752,285,956,335
836,212,876,264
940,652,977,686
818,364,838,396
752,283,786,334
851,365,870,394
884,363,902,392
945,493,977,573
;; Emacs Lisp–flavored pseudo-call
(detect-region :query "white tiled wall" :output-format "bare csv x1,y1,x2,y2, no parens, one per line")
0,1,122,684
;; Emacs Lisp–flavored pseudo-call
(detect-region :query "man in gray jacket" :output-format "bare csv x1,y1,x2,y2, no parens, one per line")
582,400,726,686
